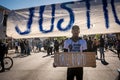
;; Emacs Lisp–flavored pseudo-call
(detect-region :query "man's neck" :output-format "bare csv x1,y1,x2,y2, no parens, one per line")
71,36,79,42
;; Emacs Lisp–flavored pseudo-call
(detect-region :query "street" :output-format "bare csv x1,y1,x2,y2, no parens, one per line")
0,50,120,80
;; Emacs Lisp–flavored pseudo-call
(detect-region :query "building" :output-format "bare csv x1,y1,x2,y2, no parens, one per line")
0,5,10,39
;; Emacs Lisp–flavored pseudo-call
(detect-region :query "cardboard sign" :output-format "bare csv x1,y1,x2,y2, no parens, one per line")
54,52,96,67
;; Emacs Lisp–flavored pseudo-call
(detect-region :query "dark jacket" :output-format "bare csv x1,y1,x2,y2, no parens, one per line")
0,42,6,60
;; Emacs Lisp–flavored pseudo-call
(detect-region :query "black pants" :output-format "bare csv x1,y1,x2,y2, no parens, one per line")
0,56,5,71
47,47,53,55
67,67,83,80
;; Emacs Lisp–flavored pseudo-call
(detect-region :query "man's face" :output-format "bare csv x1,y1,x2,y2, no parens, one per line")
72,27,80,37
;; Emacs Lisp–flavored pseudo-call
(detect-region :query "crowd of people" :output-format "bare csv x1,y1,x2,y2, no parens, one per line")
9,35,120,60
13,38,61,56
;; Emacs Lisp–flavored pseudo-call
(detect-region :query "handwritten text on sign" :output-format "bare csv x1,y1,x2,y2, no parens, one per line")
54,52,96,67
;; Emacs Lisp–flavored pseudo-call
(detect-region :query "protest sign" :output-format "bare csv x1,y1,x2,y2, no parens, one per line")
54,52,96,67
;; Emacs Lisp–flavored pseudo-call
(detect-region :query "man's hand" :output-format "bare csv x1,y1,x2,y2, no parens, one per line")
68,44,72,51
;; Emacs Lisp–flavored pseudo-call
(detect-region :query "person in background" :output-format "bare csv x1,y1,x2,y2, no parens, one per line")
87,37,93,52
99,35,105,61
19,39,25,56
93,38,99,59
5,40,9,55
0,40,6,72
54,40,59,53
15,40,19,53
46,39,53,55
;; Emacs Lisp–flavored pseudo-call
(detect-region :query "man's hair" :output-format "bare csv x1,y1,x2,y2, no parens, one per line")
72,25,80,30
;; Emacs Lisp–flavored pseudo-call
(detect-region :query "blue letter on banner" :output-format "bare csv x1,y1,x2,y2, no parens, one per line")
57,2,75,31
111,0,120,25
102,0,109,28
15,7,35,35
39,4,55,33
85,0,91,29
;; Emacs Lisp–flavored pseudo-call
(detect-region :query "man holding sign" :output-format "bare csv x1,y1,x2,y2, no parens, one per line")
64,25,87,80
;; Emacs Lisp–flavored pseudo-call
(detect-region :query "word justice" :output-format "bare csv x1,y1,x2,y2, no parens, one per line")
15,0,120,35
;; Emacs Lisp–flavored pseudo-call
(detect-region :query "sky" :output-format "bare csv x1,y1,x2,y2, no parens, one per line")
0,0,78,10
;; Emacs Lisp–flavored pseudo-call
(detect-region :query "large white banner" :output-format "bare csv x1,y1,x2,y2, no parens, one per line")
7,0,120,38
